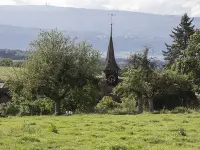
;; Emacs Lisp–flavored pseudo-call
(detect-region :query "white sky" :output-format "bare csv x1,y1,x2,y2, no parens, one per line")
1,0,200,16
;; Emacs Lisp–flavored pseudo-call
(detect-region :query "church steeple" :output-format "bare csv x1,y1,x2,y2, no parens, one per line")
104,14,120,85
104,23,120,71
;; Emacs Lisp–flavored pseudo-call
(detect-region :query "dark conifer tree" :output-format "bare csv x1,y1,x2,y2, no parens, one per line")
163,13,195,68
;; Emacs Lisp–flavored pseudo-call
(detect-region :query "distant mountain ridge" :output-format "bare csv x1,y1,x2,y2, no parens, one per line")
0,5,200,58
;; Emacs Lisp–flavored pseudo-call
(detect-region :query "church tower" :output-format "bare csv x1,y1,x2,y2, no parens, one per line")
104,15,120,86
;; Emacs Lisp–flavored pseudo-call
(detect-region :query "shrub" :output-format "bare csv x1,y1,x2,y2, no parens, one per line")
32,98,54,115
0,98,54,117
121,97,136,113
158,108,171,114
19,103,31,116
63,81,102,113
171,107,193,114
0,103,7,117
96,96,121,113
13,61,23,67
0,102,19,117
6,102,20,115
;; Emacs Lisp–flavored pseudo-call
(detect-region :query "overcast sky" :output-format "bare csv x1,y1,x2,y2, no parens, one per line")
1,0,200,16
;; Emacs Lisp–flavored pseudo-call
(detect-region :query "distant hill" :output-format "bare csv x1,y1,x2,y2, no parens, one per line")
0,49,27,60
0,5,200,58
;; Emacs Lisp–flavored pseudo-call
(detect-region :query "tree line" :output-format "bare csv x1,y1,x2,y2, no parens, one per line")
115,13,199,113
1,13,200,116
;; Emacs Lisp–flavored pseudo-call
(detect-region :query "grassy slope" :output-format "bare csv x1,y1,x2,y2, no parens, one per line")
0,114,200,150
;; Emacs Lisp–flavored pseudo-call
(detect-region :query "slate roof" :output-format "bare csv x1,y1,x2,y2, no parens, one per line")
104,24,120,72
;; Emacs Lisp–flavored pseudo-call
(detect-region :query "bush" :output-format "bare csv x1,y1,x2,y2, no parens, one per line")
121,97,136,113
18,99,54,116
18,103,31,116
171,107,193,114
13,61,23,67
96,96,121,113
31,98,54,115
0,102,19,117
158,108,171,114
62,81,102,113
0,98,54,117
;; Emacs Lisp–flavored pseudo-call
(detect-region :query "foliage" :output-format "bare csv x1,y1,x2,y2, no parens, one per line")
171,107,193,114
115,47,157,113
0,102,20,117
163,13,195,68
0,58,13,67
96,96,121,113
13,61,23,67
31,98,54,115
151,70,195,110
7,30,101,115
0,98,54,117
1,114,200,149
120,97,136,113
178,30,200,92
0,66,20,81
48,123,58,134
62,81,102,113
115,67,194,111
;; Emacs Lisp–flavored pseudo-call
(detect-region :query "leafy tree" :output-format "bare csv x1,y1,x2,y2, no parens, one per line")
153,70,194,109
63,80,102,113
115,47,157,113
115,69,147,113
179,30,200,92
163,13,195,68
115,45,194,112
7,30,101,115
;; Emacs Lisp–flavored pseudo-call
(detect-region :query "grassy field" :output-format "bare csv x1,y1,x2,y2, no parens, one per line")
0,67,12,80
0,66,20,81
0,113,200,150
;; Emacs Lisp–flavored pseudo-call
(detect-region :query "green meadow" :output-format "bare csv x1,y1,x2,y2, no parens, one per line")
0,66,20,81
0,67,12,80
0,113,200,150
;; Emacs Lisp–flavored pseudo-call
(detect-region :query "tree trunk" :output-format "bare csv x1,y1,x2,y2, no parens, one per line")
149,99,154,112
55,100,61,115
137,94,143,114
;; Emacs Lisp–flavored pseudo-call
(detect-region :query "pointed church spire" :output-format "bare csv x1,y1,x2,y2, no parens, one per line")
104,14,120,72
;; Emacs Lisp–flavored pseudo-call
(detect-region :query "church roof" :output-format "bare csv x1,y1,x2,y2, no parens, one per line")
104,24,120,71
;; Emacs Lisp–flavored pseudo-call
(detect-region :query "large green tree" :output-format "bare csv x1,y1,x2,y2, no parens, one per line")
8,30,101,115
180,30,200,92
163,13,195,68
115,47,157,113
115,46,193,113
